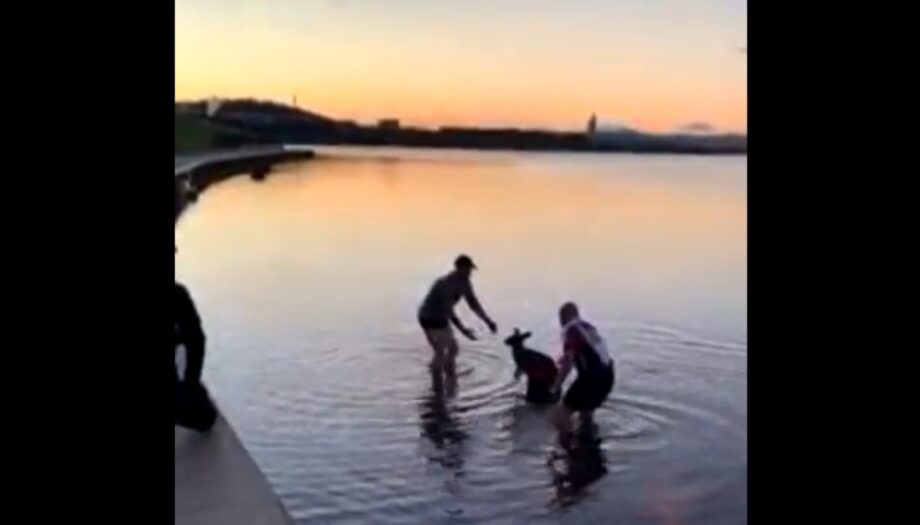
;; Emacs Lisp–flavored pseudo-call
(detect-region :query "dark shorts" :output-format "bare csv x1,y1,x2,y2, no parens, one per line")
419,316,450,330
563,364,615,412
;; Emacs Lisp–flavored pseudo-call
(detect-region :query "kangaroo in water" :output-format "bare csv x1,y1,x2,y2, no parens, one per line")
505,328,559,404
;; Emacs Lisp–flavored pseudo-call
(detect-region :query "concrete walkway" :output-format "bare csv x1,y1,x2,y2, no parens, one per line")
175,145,287,177
175,417,294,525
175,144,316,177
176,145,307,524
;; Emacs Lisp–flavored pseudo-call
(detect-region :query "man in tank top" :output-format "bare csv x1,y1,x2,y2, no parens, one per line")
550,302,615,445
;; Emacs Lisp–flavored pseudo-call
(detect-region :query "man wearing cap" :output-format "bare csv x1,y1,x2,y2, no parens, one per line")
418,255,497,376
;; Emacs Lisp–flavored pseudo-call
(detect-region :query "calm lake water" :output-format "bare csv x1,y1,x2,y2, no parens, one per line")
175,147,747,524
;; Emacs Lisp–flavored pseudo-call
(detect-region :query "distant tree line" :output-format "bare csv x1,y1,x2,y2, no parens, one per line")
175,99,746,155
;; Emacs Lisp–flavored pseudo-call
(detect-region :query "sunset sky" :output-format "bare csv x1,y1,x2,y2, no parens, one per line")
175,0,746,133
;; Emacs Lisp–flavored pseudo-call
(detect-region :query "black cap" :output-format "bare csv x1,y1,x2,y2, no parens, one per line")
454,254,477,270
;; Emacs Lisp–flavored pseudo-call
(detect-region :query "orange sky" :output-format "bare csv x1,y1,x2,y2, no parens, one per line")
175,1,746,133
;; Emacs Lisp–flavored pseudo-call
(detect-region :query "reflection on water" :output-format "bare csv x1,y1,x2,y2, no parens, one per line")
175,147,747,524
548,420,608,509
419,369,466,472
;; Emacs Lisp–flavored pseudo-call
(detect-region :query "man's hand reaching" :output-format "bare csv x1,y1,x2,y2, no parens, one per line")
459,326,477,341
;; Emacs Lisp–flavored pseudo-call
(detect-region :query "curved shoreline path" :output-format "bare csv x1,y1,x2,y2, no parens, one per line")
175,145,316,222
174,144,313,177
175,145,313,525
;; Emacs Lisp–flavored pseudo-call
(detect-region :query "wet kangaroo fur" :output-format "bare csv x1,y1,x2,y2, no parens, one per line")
505,328,560,404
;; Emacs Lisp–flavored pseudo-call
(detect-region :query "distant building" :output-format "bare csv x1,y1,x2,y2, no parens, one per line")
587,113,597,137
378,119,401,130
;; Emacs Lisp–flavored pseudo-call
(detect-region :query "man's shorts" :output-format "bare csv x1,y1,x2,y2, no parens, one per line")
419,316,450,330
563,363,615,412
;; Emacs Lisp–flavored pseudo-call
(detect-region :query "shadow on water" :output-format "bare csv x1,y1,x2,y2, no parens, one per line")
250,165,270,181
504,399,554,453
548,418,609,509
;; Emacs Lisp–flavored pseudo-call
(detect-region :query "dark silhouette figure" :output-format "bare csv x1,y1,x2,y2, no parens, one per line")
418,254,497,377
504,328,559,404
174,179,186,223
250,165,270,181
175,247,216,432
175,282,206,386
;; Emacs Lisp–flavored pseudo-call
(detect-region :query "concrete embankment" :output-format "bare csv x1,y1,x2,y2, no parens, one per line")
175,145,315,222
175,417,295,525
175,145,311,523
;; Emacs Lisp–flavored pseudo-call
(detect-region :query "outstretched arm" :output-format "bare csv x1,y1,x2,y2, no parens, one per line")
551,327,579,394
552,352,574,394
450,311,476,340
464,285,497,333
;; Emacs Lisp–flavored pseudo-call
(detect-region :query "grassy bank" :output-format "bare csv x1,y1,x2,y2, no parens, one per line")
175,114,262,155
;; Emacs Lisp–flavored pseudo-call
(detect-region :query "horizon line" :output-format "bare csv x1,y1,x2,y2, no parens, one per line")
175,97,747,137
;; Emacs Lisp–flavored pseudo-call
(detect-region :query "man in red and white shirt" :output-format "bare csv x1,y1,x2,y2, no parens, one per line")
551,302,615,438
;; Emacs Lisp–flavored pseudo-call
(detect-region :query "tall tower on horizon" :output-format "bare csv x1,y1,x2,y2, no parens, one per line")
206,97,222,118
587,113,597,137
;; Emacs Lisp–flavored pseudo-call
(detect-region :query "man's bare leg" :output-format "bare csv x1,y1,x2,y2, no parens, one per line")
443,330,460,377
424,329,447,373
443,368,458,398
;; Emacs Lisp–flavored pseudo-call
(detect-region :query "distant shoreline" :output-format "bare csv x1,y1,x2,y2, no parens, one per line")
299,139,747,157
176,100,747,157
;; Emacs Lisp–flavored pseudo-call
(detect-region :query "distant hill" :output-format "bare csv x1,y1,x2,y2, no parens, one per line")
176,98,335,126
215,99,334,124
177,98,339,144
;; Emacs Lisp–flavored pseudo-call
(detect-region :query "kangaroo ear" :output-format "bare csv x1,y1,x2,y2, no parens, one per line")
522,331,532,339
513,327,521,335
